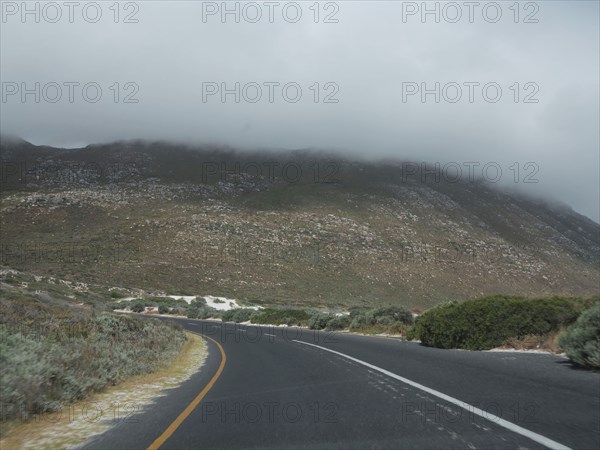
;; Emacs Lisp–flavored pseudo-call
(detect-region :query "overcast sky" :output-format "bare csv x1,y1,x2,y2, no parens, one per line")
1,1,598,221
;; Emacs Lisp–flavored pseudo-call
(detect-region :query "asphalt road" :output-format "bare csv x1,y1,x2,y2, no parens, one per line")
83,318,600,450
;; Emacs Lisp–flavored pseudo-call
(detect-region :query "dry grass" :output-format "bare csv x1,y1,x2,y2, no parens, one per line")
500,329,566,353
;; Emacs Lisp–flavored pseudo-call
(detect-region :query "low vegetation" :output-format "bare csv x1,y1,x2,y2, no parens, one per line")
408,295,598,351
0,281,187,423
221,308,256,323
251,308,312,326
307,306,413,333
111,296,190,315
186,305,221,319
216,305,414,335
559,302,600,369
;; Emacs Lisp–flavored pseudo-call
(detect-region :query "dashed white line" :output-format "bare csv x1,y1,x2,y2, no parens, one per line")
292,340,571,450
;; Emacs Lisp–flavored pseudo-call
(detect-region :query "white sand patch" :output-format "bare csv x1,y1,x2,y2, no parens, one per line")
202,295,241,311
244,305,263,311
489,348,566,356
167,295,197,304
112,295,261,311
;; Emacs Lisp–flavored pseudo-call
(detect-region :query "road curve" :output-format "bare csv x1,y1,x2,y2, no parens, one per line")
83,318,600,450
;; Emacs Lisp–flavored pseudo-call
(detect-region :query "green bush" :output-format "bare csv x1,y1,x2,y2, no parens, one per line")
411,296,586,350
222,308,256,323
186,308,199,319
349,306,413,330
234,309,256,322
158,304,169,314
251,308,311,326
131,302,145,313
307,313,351,331
349,307,371,318
146,296,190,309
191,297,207,306
371,306,413,325
308,313,334,330
325,315,351,331
187,305,220,320
221,309,235,322
559,303,600,369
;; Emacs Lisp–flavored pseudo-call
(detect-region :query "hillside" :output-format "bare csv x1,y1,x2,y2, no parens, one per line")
1,139,598,309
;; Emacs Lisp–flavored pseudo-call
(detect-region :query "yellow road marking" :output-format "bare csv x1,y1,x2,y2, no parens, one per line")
147,332,226,450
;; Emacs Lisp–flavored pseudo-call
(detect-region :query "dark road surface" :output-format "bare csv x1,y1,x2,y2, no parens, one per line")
83,318,600,450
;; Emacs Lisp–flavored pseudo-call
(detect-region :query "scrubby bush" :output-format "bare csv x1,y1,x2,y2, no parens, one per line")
0,313,186,420
191,297,206,306
147,296,189,309
349,307,371,318
307,313,351,331
158,304,169,314
559,303,600,369
371,306,413,324
348,305,413,332
325,315,351,331
187,305,220,320
222,308,256,323
411,296,587,350
131,302,145,313
234,308,256,322
308,313,334,330
350,315,367,329
251,308,311,326
220,309,235,322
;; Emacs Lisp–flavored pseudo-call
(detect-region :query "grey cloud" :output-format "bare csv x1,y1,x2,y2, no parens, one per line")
1,1,598,221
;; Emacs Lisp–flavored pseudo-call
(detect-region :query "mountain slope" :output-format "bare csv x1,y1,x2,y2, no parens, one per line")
1,139,598,308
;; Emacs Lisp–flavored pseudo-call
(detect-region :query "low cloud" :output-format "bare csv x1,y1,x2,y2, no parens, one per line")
1,1,598,221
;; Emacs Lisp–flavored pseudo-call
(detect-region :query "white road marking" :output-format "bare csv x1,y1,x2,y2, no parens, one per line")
264,333,276,337
292,340,571,450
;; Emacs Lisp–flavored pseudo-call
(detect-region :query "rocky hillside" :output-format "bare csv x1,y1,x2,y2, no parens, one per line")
1,138,598,309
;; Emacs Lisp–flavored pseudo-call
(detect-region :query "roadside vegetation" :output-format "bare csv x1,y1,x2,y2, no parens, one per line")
251,308,312,326
408,295,599,352
111,296,191,315
68,273,600,366
559,302,600,369
217,305,415,336
0,278,187,425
